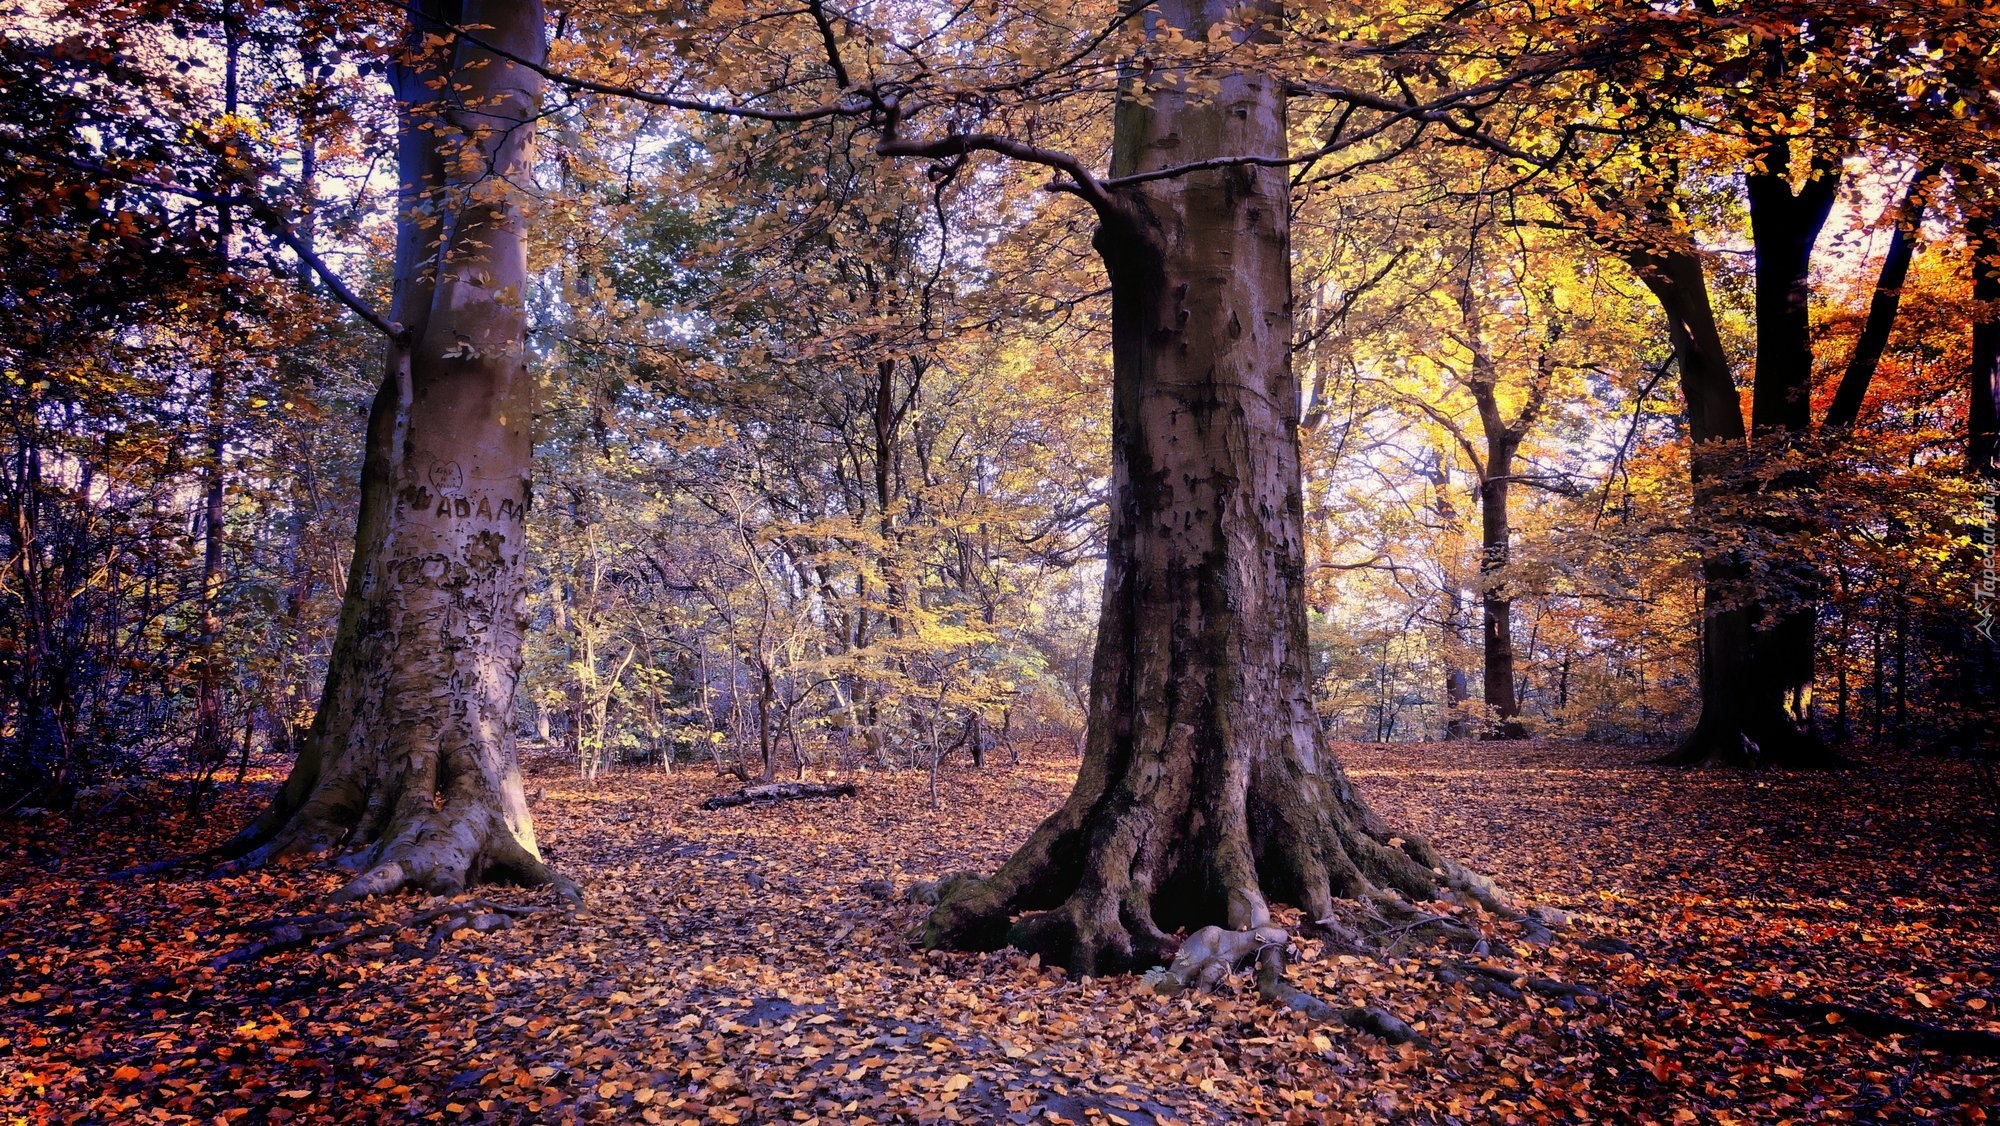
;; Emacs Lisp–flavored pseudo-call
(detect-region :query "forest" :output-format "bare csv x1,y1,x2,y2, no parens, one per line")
1,0,1998,1121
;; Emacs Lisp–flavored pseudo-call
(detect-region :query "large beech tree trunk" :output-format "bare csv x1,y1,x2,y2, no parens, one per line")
219,0,569,901
917,0,1499,975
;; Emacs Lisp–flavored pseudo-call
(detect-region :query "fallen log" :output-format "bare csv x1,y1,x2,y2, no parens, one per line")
701,781,858,810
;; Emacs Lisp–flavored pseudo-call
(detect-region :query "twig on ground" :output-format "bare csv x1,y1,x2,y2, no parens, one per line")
1764,997,2000,1058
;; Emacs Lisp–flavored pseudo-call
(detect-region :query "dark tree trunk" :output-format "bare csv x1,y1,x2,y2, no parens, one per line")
1871,619,1884,743
195,356,228,770
1894,595,1909,746
1833,576,1852,745
756,659,777,782
219,0,570,902
1453,276,1538,740
1970,205,1999,478
1739,139,1839,747
917,0,1499,974
1635,251,1824,766
194,5,241,772
1744,143,1835,439
1964,190,2000,739
1476,455,1524,738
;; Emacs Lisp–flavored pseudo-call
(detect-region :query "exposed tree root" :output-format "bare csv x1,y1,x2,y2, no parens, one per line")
1256,953,1426,1048
116,820,579,912
215,812,584,908
1140,924,1426,1046
1149,924,1295,993
1437,959,1605,1009
1657,718,1843,769
210,773,580,908
210,897,560,971
1762,997,2000,1058
916,748,1515,977
1113,902,1610,1049
701,781,858,810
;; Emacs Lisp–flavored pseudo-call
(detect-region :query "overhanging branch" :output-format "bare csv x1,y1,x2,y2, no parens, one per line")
0,137,400,340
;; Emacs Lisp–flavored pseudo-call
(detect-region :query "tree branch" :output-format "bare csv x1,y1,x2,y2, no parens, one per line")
1824,163,1938,429
0,137,400,339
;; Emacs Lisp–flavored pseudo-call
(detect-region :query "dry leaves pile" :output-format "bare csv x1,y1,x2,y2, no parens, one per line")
2,741,1996,1124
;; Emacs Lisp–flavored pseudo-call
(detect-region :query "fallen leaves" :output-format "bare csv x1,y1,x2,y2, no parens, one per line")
1,741,1997,1123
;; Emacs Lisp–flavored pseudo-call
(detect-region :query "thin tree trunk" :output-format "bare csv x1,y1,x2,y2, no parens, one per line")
1833,581,1852,745
194,3,240,774
756,660,776,782
1970,202,1999,477
1431,458,1471,739
1963,186,1999,742
1477,457,1524,738
1894,595,1909,747
1871,618,1884,743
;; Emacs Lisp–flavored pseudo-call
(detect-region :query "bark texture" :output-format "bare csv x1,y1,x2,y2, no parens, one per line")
219,0,569,902
1453,275,1548,740
1824,165,1936,430
917,1,1499,974
1637,250,1824,767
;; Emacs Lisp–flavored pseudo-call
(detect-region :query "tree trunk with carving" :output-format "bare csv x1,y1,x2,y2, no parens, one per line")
218,0,570,902
916,0,1499,975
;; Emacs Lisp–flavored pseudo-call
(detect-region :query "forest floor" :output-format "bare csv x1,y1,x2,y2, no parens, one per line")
2,740,1998,1125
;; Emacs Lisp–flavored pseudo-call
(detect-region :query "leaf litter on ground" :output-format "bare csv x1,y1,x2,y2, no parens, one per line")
1,740,1996,1124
